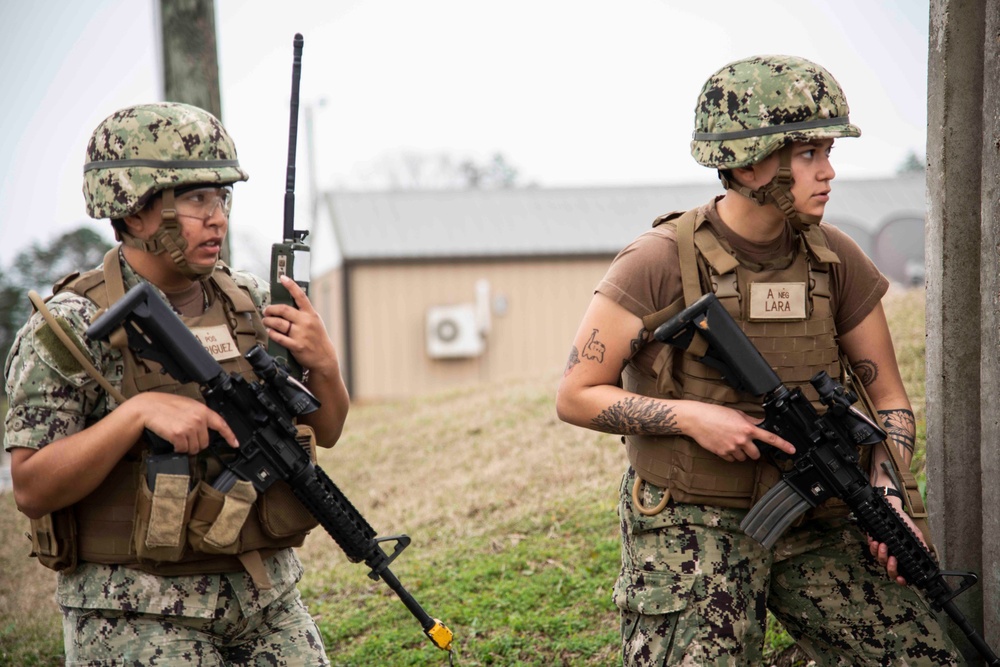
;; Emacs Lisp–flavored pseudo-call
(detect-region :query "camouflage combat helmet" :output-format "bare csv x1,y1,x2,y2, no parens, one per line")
83,102,249,277
691,54,859,169
690,55,859,227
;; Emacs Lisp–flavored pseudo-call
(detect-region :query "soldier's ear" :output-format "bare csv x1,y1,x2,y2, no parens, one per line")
729,165,757,188
121,212,146,236
122,213,139,230
122,196,164,238
732,152,780,189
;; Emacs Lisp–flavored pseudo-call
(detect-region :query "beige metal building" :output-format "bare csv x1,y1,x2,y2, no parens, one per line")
309,175,925,401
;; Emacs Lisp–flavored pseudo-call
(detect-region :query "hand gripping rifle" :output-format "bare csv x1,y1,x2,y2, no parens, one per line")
85,283,454,654
653,292,999,665
269,33,311,380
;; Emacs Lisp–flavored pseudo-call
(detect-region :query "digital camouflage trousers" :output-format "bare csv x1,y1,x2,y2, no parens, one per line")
62,576,328,666
614,467,961,667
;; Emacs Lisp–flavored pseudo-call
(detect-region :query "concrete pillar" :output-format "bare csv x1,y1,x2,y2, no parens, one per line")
926,0,991,660
979,0,1000,647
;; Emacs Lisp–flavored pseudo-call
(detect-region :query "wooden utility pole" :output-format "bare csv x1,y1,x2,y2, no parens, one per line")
157,0,229,262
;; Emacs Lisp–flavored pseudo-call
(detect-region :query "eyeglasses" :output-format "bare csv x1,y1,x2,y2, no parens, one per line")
174,186,233,221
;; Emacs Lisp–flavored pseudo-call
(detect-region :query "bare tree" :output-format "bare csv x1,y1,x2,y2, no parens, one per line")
354,151,529,190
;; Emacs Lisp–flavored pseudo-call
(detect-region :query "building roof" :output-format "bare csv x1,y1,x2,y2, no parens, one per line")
318,174,925,263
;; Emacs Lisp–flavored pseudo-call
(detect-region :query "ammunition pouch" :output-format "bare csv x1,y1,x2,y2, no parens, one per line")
134,470,198,562
28,508,77,572
188,479,257,555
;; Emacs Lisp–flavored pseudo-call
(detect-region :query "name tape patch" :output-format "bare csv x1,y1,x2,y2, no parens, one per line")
749,282,807,320
190,325,241,362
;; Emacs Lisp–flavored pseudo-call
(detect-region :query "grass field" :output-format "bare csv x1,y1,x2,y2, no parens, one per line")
0,287,927,666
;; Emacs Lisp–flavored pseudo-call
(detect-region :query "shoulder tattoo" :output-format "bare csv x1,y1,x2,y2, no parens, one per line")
591,396,680,435
877,408,916,455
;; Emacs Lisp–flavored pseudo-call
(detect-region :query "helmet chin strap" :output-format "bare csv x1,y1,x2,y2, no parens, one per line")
119,188,215,279
718,145,821,231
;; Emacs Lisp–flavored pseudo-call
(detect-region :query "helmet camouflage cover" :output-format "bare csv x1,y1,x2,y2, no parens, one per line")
691,55,860,169
83,102,249,219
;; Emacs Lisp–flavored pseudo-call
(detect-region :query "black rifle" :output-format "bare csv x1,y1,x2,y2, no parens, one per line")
653,292,999,666
268,32,311,380
86,283,454,654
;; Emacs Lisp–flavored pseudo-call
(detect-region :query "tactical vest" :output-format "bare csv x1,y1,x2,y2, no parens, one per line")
622,209,874,510
28,248,317,583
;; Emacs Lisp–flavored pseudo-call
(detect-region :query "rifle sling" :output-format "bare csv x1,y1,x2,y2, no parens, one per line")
27,290,127,405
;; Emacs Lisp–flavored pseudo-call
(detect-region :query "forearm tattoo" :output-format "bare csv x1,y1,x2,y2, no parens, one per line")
878,408,916,455
853,358,879,387
591,396,680,435
564,346,580,377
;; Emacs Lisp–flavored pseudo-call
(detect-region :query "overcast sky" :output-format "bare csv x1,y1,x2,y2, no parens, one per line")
0,0,929,275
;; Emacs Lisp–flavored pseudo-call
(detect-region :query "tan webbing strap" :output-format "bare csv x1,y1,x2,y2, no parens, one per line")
210,267,265,348
212,266,258,314
100,248,130,350
237,550,273,590
687,331,710,359
675,210,704,308
640,298,686,333
810,265,832,300
651,211,685,229
52,271,82,294
27,291,128,406
800,225,841,265
693,227,741,276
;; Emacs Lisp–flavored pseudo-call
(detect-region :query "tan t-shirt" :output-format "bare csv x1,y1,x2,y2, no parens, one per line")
597,198,889,377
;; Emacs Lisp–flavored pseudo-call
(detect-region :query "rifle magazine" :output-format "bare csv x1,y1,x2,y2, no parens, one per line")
740,480,811,549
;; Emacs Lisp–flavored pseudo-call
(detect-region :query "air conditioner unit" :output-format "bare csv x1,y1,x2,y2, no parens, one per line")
426,304,484,359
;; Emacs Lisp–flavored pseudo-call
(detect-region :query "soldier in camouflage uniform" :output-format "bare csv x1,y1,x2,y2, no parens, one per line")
556,56,960,665
4,102,350,665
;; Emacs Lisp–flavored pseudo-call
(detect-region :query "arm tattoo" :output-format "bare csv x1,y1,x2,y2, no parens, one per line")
878,408,916,455
629,327,648,357
591,396,680,435
564,346,580,377
853,359,879,387
621,327,649,371
582,329,606,363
